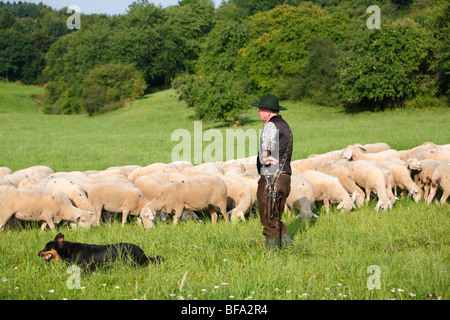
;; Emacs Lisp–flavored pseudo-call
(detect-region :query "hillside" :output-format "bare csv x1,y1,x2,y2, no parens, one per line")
0,83,449,172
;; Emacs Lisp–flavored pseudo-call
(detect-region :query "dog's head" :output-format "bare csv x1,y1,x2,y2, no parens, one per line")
37,233,65,263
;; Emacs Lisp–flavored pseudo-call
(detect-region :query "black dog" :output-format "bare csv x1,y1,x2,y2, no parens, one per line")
38,233,162,269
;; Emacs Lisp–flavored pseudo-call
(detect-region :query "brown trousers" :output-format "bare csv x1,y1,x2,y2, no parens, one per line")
257,174,291,239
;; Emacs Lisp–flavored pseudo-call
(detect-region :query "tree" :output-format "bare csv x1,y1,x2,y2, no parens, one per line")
338,18,437,110
80,63,146,116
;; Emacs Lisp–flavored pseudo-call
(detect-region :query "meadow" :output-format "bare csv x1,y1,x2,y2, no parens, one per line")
0,83,449,300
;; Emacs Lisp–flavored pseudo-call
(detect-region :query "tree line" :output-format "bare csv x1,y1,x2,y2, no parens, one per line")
0,0,448,120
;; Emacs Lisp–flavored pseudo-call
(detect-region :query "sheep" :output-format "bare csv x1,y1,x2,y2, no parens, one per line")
291,159,317,172
307,150,342,166
128,163,177,182
316,159,365,207
87,183,151,227
45,178,94,213
0,178,15,194
134,175,170,201
17,171,48,188
94,175,135,187
355,142,391,153
413,159,443,199
285,175,318,219
427,163,450,204
416,149,450,162
300,170,356,212
348,160,392,211
342,145,400,162
217,175,253,222
0,188,92,231
2,172,28,187
0,167,12,178
398,143,436,161
379,160,423,202
140,174,228,227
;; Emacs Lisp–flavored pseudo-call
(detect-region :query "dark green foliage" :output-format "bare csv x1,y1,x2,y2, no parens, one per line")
338,18,437,110
80,63,146,116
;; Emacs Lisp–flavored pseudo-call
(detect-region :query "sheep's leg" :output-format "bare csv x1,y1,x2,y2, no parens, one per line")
440,191,449,204
0,210,15,231
323,198,330,212
92,204,103,227
426,183,438,204
220,204,229,222
173,207,184,225
424,179,431,199
121,210,129,227
365,189,371,203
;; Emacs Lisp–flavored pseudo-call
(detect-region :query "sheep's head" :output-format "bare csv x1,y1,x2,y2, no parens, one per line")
406,158,421,171
140,204,157,229
409,187,423,203
77,211,92,228
375,199,391,211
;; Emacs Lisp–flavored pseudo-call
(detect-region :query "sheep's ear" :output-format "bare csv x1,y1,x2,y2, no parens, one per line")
357,145,367,152
55,233,64,244
351,191,357,203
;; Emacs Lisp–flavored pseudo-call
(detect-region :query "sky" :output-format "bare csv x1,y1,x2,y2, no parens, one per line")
15,0,223,15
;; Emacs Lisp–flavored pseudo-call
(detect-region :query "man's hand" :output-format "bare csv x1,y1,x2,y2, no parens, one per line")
263,156,279,166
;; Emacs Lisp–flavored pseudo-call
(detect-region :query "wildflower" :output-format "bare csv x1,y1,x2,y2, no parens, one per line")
286,290,292,293
201,289,207,292
223,259,227,262
2,278,7,282
397,289,404,292
14,287,19,290
49,289,54,293
229,295,235,299
221,283,228,286
115,286,120,289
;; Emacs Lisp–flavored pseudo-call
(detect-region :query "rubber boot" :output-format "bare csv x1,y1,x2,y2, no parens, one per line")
281,232,293,247
265,237,281,250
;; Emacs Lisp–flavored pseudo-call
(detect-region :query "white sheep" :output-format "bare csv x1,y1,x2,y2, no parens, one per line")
413,159,443,199
134,175,170,201
300,170,356,212
379,160,423,202
0,188,92,231
291,159,317,172
348,160,392,211
285,175,318,219
45,178,94,212
0,178,15,194
217,175,252,222
342,145,400,162
141,174,228,227
355,142,391,153
427,163,450,204
128,163,178,182
0,167,13,178
316,159,365,207
88,183,151,227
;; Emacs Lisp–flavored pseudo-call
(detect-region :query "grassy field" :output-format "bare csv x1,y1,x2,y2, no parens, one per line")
0,83,449,300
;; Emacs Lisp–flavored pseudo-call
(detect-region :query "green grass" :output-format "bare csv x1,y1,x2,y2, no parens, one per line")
0,83,449,300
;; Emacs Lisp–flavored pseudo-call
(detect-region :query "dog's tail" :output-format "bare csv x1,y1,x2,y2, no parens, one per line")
139,254,164,267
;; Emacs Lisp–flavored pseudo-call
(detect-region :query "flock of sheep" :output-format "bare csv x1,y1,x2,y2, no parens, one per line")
0,141,449,232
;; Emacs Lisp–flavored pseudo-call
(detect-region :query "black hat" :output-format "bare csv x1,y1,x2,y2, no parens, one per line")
251,94,287,111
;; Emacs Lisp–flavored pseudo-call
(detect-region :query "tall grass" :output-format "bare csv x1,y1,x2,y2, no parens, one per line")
0,83,449,300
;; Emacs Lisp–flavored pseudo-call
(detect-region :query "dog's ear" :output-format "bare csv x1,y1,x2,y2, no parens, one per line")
55,233,64,245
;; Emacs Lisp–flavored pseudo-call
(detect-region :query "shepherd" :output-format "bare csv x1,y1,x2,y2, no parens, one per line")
252,94,294,250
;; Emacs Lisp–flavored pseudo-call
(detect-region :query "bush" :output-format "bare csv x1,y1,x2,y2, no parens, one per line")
80,63,146,116
338,18,437,110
